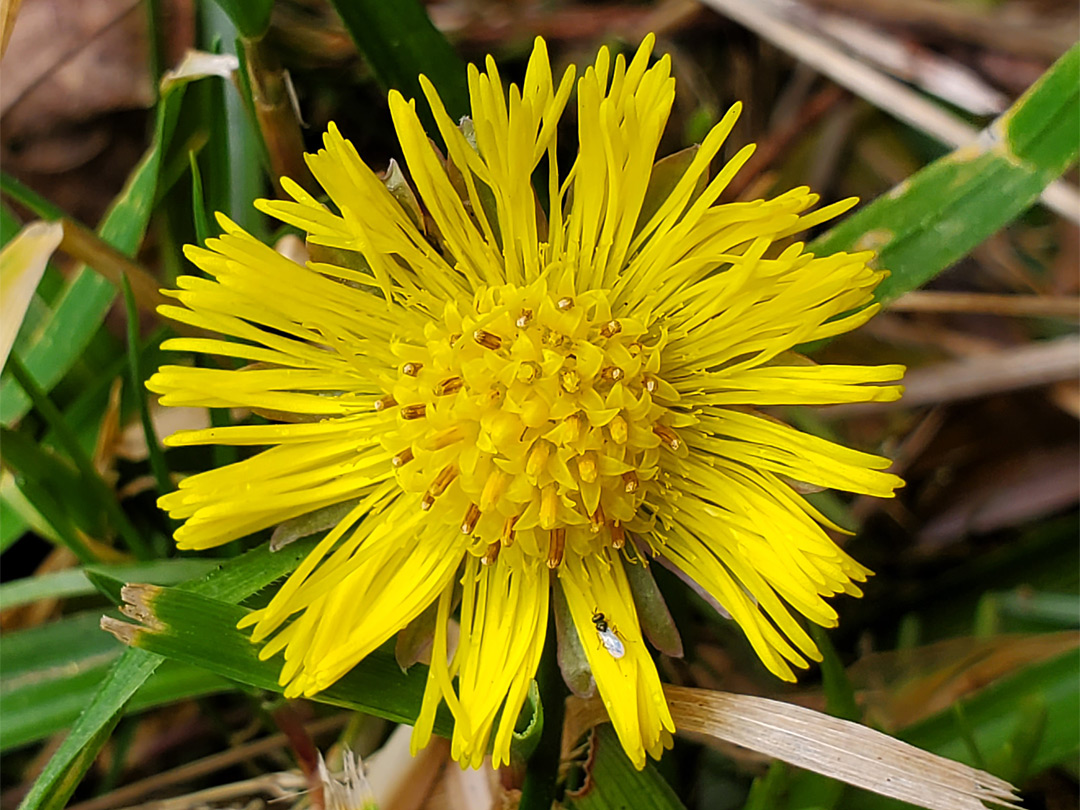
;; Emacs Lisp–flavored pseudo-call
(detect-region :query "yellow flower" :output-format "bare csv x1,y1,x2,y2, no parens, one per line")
149,35,904,770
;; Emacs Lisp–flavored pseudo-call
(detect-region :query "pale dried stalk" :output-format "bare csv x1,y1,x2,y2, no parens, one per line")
565,686,1021,810
889,291,1080,319
695,0,1080,224
826,334,1080,415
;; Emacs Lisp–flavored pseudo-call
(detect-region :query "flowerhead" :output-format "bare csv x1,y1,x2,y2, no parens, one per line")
149,35,903,770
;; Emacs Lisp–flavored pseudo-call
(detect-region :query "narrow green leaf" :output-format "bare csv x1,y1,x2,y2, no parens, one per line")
120,277,173,513
902,649,1079,778
781,626,861,809
1,469,58,552
18,648,162,810
18,538,319,810
813,625,861,723
5,356,151,559
0,609,230,752
744,762,790,810
0,569,91,610
563,725,686,810
0,558,218,611
0,428,101,563
327,0,469,123
993,590,1080,631
0,61,237,425
83,558,221,605
106,583,454,733
189,151,212,245
206,0,272,39
810,45,1079,304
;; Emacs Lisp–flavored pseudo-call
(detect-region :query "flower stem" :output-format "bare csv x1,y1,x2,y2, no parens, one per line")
520,619,567,810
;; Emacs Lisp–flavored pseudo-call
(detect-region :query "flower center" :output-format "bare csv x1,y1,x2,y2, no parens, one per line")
383,278,684,568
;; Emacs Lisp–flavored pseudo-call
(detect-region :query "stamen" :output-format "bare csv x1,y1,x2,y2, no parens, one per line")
516,309,533,328
609,415,628,444
516,361,540,384
461,503,481,535
482,541,501,565
474,329,502,350
391,447,414,467
622,470,639,493
401,403,427,420
600,366,624,382
501,514,519,547
448,332,462,346
431,464,458,495
610,521,626,549
402,361,423,376
526,442,550,479
556,296,574,311
541,328,565,349
421,492,435,511
540,484,559,530
435,376,463,395
600,319,622,338
547,528,565,568
480,470,507,511
643,376,659,393
429,425,463,450
589,504,605,533
374,394,397,411
653,424,681,450
577,451,598,483
628,342,643,357
565,414,581,442
560,370,580,393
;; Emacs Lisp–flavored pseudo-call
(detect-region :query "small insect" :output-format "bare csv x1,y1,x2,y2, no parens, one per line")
591,610,626,659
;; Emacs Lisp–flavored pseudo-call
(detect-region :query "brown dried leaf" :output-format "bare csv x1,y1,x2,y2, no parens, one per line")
848,633,1080,730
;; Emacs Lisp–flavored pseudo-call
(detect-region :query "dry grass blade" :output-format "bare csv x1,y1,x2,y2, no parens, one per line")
695,0,1080,224
564,686,1023,810
661,687,1020,810
888,291,1080,319
827,335,1080,415
63,715,349,810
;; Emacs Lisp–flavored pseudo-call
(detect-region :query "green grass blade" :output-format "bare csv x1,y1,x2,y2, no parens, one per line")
810,44,1080,304
0,428,102,563
4,356,150,559
0,558,218,611
0,102,173,424
17,539,319,810
0,610,231,752
0,569,91,610
206,0,272,38
120,277,173,510
902,649,1079,778
780,626,861,809
0,60,240,425
327,0,469,123
189,151,212,245
839,649,1079,810
107,583,455,731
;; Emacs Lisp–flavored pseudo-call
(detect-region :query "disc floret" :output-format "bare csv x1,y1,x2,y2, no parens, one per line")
383,275,688,568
